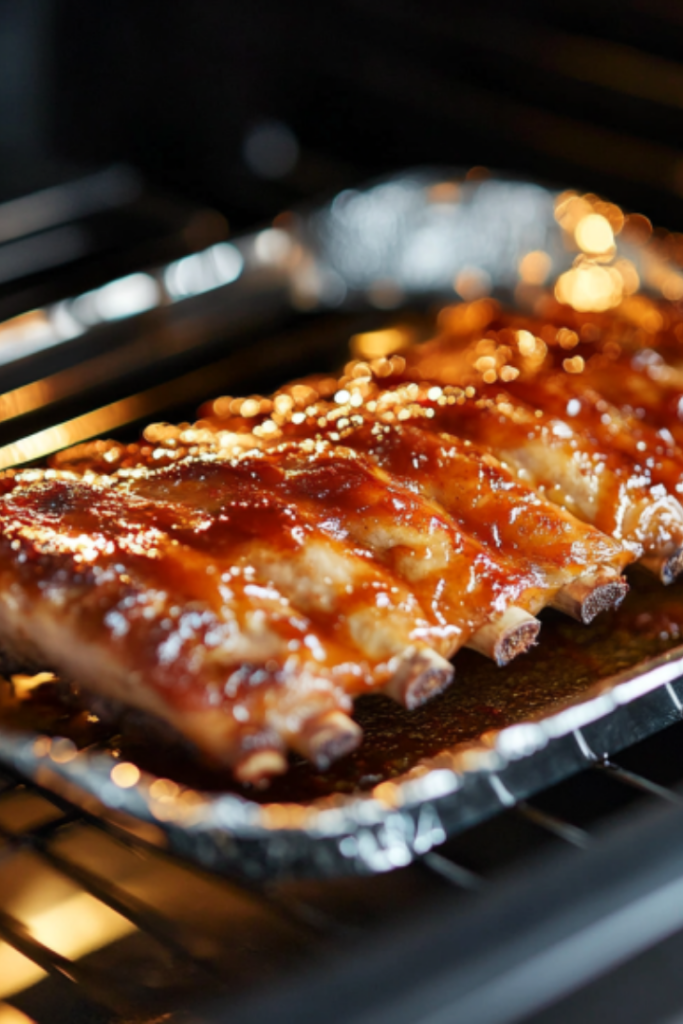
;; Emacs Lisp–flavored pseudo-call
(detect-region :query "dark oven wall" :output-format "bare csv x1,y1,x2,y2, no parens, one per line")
3,0,682,230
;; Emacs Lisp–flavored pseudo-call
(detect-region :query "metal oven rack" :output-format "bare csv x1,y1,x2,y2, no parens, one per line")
5,720,683,1023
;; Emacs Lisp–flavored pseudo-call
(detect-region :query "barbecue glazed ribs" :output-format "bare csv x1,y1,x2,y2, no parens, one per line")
5,294,683,783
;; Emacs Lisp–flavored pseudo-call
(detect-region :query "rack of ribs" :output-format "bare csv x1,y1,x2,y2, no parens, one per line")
8,294,683,783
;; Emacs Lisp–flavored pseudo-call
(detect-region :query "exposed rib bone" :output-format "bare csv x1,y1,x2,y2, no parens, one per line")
384,647,454,709
292,709,362,769
641,548,683,585
466,607,540,666
551,572,629,624
234,749,288,785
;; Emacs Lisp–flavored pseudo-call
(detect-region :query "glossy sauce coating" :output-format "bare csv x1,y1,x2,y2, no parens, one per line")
34,295,683,779
227,441,545,637
340,421,630,577
406,303,683,558
0,467,459,771
190,374,636,578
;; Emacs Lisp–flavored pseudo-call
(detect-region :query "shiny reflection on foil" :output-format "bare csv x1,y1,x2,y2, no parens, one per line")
312,177,562,297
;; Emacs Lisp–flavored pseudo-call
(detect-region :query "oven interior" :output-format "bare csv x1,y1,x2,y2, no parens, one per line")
3,3,683,1022
4,721,683,1024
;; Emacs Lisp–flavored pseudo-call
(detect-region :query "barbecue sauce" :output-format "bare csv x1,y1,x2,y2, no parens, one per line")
4,295,683,791
1,564,682,803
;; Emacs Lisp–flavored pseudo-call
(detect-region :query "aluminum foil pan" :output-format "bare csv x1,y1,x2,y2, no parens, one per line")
1,586,683,881
0,169,682,880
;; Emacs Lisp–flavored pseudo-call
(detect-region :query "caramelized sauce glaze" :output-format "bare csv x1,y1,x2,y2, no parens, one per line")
6,294,683,785
1,566,681,803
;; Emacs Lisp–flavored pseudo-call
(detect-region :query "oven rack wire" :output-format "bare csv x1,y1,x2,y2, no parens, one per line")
2,720,683,1024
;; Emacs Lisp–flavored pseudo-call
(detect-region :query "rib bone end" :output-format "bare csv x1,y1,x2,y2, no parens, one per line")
467,607,541,667
551,572,629,624
642,549,683,585
385,648,454,710
295,710,362,770
234,749,288,786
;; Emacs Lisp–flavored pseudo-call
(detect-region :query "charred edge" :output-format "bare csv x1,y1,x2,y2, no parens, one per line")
234,748,289,786
295,709,362,770
551,574,629,625
467,607,541,667
384,649,455,711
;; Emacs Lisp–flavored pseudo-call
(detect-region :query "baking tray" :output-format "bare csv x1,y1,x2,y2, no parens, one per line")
0,169,682,880
1,585,683,880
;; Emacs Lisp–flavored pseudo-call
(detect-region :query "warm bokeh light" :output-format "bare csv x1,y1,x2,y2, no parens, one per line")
554,192,593,234
555,263,623,311
454,267,492,301
555,192,624,244
437,299,498,336
149,778,180,802
621,213,653,246
641,253,683,300
49,738,77,764
426,181,461,204
563,355,586,374
111,762,141,789
613,258,640,295
350,327,412,359
518,250,552,285
575,213,615,254
10,672,56,700
619,295,665,332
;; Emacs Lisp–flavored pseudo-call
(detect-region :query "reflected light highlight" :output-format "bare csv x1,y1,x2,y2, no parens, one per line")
71,273,159,324
575,213,615,254
0,310,53,351
0,893,136,999
253,228,294,265
350,327,412,359
518,250,552,285
0,1004,36,1024
111,762,141,789
11,672,56,700
454,267,491,300
555,263,623,311
0,391,153,471
164,242,243,300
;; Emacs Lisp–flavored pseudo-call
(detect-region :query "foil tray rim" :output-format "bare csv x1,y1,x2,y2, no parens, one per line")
1,645,682,880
